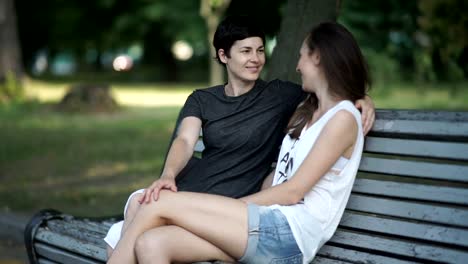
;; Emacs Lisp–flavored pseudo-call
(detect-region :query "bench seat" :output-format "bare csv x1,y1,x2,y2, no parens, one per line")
25,109,468,263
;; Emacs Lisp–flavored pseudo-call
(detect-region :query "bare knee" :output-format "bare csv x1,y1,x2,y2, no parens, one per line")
135,230,168,263
106,245,113,259
139,190,175,214
125,193,143,219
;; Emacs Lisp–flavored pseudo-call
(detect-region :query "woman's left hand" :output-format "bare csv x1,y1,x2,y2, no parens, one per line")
355,95,375,135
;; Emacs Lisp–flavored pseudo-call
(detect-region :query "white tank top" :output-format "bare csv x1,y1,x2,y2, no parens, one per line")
269,100,364,263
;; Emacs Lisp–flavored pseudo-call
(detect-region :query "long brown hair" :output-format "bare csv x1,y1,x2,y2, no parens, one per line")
287,22,371,139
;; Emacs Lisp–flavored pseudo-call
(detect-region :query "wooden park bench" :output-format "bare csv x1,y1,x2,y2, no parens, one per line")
24,109,468,263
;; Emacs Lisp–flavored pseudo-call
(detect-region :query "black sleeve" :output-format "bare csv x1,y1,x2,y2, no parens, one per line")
180,92,202,120
275,79,307,108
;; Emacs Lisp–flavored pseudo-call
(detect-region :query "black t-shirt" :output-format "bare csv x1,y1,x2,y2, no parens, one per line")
175,79,305,198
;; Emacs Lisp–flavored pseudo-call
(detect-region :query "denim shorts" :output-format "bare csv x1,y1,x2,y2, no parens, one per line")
238,204,303,264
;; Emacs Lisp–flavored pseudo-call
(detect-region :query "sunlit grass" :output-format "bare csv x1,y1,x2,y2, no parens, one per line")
370,81,468,110
23,78,199,107
23,78,468,110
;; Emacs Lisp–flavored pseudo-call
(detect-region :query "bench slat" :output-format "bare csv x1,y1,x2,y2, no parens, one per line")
313,256,353,263
46,221,106,246
330,229,468,263
372,110,468,139
317,245,419,264
35,229,106,261
364,137,468,161
35,243,101,264
359,157,468,183
340,211,468,247
68,219,110,235
38,258,60,264
352,178,468,205
347,194,468,227
25,110,468,264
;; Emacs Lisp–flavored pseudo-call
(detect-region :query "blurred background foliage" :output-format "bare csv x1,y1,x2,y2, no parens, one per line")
0,0,467,216
7,0,466,85
340,0,467,84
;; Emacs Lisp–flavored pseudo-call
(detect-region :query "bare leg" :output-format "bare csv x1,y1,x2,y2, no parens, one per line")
121,193,143,234
106,246,113,259
136,226,236,264
107,190,248,264
107,193,143,258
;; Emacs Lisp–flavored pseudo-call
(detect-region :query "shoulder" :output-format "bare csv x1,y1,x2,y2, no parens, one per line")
330,110,359,130
334,101,362,126
266,79,302,91
324,107,359,143
187,85,224,101
192,85,223,95
264,79,305,101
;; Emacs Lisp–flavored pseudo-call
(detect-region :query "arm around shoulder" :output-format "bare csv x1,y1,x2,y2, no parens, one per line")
355,95,375,135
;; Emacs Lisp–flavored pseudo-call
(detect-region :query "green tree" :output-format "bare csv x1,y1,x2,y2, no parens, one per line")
200,0,231,86
0,0,23,103
339,0,420,81
0,0,22,78
418,0,468,80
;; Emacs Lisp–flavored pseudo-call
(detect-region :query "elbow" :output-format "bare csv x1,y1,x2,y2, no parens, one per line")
290,194,304,205
174,137,195,153
286,190,305,205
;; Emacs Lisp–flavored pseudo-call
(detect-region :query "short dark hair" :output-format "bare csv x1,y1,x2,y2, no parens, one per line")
213,15,266,65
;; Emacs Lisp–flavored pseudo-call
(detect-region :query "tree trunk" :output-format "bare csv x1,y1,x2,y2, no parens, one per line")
267,0,339,83
0,0,22,82
200,0,231,86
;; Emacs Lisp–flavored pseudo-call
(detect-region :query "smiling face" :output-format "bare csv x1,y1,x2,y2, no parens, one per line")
296,41,324,93
219,37,265,83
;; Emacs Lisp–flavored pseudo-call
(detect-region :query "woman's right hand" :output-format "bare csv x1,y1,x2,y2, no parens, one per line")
139,177,178,204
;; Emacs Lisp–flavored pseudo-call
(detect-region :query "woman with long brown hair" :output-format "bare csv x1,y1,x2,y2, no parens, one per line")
108,21,371,264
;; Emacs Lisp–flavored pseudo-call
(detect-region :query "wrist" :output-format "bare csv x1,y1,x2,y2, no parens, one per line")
161,172,176,180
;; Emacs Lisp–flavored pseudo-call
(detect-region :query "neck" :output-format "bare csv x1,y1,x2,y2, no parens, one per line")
312,88,342,123
225,77,256,97
314,89,342,116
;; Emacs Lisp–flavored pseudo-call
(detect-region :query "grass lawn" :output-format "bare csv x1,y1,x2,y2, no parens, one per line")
1,80,197,217
1,78,467,217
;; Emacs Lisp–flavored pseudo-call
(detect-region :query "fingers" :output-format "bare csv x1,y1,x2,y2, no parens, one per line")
361,106,367,128
146,186,155,203
362,108,375,135
138,189,146,203
355,95,376,136
152,183,162,202
139,179,177,204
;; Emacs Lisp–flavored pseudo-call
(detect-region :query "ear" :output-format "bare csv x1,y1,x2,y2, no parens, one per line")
218,49,228,63
312,52,320,65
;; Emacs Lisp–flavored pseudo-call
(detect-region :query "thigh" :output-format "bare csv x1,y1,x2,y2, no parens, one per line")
137,226,235,263
141,190,249,259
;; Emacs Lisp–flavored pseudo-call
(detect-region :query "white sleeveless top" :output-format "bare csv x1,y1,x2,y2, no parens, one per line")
269,100,364,263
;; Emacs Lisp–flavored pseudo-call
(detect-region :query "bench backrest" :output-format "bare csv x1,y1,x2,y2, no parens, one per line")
178,109,468,263
26,109,468,264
